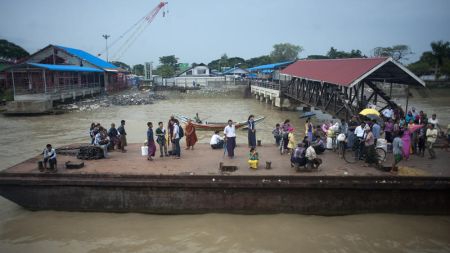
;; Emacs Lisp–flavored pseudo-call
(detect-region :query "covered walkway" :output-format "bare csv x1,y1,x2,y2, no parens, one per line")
280,57,425,119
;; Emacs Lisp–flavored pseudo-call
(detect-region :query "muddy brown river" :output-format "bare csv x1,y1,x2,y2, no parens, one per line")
0,88,449,253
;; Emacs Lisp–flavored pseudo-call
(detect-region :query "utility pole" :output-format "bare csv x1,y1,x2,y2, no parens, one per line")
102,34,111,62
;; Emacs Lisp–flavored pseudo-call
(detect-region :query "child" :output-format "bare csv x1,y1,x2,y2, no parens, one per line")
248,148,259,170
272,123,282,146
287,128,296,154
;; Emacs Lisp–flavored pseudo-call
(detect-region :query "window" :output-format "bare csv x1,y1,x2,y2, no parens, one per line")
197,69,206,75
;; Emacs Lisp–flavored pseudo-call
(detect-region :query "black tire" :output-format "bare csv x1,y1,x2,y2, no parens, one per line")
343,148,359,164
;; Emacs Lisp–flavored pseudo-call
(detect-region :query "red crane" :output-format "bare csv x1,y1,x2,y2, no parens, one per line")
99,1,169,61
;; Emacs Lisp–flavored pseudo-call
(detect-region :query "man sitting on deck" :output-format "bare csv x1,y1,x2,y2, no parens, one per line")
210,130,224,149
305,144,322,170
42,144,57,172
94,127,110,158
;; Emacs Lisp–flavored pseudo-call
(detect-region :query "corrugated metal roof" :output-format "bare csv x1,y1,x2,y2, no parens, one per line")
281,58,390,87
247,61,294,72
29,63,104,72
56,45,118,70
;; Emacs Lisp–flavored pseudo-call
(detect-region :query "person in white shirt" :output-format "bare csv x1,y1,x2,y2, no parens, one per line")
94,127,109,158
305,144,322,169
42,144,57,172
171,119,181,158
354,122,366,160
382,107,393,120
224,120,236,158
428,114,440,131
426,123,438,159
210,130,224,149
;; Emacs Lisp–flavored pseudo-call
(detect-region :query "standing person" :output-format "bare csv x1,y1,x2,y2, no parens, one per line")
117,120,127,152
305,118,313,144
194,113,202,123
347,116,359,149
42,144,57,172
282,119,292,151
426,123,438,159
108,123,121,150
384,119,394,143
247,115,256,148
354,122,366,159
224,120,236,158
89,123,96,144
272,123,282,146
167,116,175,151
391,131,403,173
185,119,198,150
364,126,377,165
146,122,156,161
171,119,181,159
156,122,168,157
401,128,411,160
417,125,426,157
371,119,381,145
287,128,296,154
428,114,440,131
210,130,224,149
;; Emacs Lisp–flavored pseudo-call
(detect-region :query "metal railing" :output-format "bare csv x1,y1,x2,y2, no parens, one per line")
249,80,280,90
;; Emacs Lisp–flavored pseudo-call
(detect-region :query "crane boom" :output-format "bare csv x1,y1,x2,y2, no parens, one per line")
101,1,168,61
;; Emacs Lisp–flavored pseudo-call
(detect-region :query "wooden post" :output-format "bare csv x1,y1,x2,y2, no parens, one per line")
43,69,47,94
11,70,15,99
389,82,393,97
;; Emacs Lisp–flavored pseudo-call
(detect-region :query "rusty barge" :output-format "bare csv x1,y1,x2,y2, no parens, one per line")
0,144,449,215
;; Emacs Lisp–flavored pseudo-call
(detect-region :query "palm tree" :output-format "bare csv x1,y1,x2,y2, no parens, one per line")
430,40,450,79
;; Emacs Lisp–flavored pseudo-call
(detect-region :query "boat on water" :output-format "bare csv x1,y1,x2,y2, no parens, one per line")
175,115,265,131
299,111,316,119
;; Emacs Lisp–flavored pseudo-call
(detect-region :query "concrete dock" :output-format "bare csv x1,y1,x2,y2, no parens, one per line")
0,144,449,215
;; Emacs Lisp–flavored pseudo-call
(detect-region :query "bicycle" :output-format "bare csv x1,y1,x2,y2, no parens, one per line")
343,139,386,164
279,132,287,155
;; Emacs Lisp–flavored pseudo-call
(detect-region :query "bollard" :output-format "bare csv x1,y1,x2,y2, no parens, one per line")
257,140,262,146
265,161,272,169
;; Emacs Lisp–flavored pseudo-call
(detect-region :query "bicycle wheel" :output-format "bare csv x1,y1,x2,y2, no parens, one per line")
343,148,358,163
375,148,386,162
279,139,284,155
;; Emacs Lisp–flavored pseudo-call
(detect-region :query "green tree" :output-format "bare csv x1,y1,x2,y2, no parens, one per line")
0,39,29,60
159,55,178,67
373,45,412,62
270,43,303,62
155,64,175,78
132,64,144,76
430,40,450,78
306,55,329,59
326,47,363,59
111,61,131,71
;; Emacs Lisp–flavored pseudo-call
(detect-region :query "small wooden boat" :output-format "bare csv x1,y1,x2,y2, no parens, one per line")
175,115,265,131
299,111,316,119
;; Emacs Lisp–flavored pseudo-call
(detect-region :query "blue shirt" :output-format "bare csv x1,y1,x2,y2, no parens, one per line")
372,123,381,139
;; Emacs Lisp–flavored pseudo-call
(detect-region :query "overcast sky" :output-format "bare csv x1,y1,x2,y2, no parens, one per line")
1,0,450,66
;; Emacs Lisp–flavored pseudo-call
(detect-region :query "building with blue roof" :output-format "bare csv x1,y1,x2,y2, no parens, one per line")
4,45,127,101
247,60,294,80
2,44,130,110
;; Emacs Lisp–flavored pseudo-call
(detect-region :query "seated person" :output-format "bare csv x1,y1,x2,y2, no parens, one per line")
210,130,224,149
291,143,307,167
94,127,110,158
108,123,121,150
42,144,57,172
311,135,325,154
305,144,322,169
248,147,259,170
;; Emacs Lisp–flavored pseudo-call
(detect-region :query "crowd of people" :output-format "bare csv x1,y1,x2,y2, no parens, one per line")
39,107,447,173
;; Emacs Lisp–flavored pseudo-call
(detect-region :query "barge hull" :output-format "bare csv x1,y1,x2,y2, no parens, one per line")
0,175,449,215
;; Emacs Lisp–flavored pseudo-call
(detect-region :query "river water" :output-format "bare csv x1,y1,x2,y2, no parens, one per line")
0,88,449,253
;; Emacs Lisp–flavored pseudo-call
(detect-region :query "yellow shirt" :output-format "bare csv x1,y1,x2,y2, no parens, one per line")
288,132,296,149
